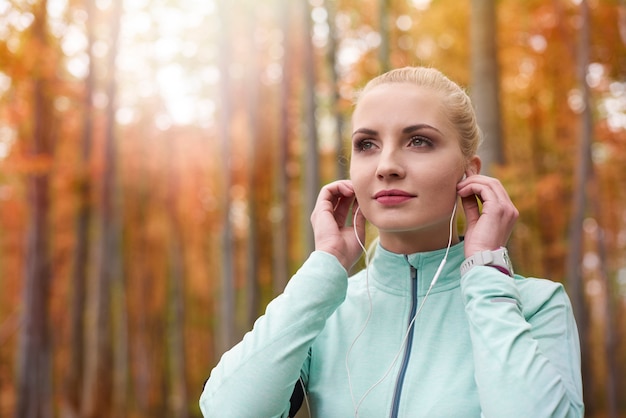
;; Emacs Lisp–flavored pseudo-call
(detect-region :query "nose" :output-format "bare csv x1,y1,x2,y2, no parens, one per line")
376,148,406,180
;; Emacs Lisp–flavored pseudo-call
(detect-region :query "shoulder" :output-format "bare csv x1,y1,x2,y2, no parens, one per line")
344,268,370,297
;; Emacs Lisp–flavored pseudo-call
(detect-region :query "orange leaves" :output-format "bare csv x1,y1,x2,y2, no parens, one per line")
1,153,54,175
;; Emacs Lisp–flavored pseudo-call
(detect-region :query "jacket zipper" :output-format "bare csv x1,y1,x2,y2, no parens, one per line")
389,263,418,418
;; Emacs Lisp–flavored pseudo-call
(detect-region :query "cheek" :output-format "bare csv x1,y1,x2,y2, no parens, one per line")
433,152,466,182
349,163,370,207
417,161,464,199
349,173,365,201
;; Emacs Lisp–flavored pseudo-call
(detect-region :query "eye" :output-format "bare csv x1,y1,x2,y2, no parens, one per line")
409,135,433,148
354,139,376,152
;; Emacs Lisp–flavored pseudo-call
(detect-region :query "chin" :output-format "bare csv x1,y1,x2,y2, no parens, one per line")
368,216,422,233
369,212,451,236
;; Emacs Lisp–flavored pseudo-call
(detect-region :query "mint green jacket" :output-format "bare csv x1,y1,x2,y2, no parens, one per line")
199,242,584,417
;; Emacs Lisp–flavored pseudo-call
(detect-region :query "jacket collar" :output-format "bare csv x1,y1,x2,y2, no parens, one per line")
368,241,465,296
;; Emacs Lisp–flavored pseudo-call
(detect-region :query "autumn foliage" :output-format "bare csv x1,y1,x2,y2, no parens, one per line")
0,0,625,417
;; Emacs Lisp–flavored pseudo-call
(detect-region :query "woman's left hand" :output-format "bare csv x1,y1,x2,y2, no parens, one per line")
456,174,519,257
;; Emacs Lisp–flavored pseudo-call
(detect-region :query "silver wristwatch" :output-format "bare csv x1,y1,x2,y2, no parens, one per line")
460,247,514,277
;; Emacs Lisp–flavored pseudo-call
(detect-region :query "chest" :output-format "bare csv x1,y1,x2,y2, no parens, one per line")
307,287,480,417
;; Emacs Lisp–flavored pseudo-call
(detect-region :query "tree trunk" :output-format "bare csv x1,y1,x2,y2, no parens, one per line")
168,240,189,418
325,0,348,180
166,143,189,418
65,0,95,413
15,2,53,417
303,0,320,255
585,5,618,411
82,1,122,416
619,0,626,46
470,0,504,174
217,0,236,353
245,0,261,326
565,0,593,413
111,253,129,418
273,0,292,295
378,0,391,73
589,175,618,418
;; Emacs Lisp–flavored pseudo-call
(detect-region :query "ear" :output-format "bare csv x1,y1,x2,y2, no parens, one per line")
466,155,481,176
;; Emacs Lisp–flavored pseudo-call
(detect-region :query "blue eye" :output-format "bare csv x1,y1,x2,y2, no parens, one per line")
354,139,375,151
409,136,432,147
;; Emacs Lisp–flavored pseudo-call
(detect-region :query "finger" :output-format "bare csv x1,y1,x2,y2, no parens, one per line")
458,175,512,207
315,180,354,213
333,195,356,226
461,193,480,227
460,184,516,229
467,178,517,224
330,181,357,226
312,181,356,228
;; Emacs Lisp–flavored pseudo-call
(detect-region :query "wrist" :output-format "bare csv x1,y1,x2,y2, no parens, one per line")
315,246,351,272
460,247,514,277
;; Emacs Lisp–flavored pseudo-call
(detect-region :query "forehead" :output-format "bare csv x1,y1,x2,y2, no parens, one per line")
352,83,451,131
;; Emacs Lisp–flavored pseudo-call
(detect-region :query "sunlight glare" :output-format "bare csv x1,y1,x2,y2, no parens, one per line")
586,63,604,89
200,66,220,85
396,15,413,31
0,72,11,96
47,0,67,19
411,0,432,11
125,0,150,13
154,37,181,62
157,63,196,125
116,107,135,125
0,125,16,160
124,11,152,36
66,54,89,79
0,1,9,16
529,35,547,53
96,0,112,12
117,0,218,126
603,83,626,131
567,89,584,114
61,24,88,56
263,63,282,85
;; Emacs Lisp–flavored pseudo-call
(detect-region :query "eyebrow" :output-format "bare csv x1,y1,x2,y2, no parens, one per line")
351,124,442,137
351,127,377,138
402,124,443,134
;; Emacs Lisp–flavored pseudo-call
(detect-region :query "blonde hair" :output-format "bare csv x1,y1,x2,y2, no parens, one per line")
357,66,482,160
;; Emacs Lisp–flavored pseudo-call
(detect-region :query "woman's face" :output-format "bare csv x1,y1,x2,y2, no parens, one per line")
350,83,468,252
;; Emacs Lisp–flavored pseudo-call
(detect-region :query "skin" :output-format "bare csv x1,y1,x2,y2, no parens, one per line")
311,83,518,271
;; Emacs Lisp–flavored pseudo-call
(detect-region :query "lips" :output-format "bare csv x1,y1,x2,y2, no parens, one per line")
373,189,416,205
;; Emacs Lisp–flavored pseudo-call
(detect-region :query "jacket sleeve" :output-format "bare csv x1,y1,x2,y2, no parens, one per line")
460,266,584,418
199,251,348,418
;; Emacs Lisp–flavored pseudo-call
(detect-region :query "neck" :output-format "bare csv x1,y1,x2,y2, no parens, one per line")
378,228,460,254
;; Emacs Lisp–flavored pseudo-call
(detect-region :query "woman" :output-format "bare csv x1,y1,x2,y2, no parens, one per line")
199,67,584,417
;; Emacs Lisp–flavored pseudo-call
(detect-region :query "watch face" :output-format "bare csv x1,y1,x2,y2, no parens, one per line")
502,249,514,274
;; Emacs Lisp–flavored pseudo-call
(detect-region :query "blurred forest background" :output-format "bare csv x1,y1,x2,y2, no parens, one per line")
0,0,625,417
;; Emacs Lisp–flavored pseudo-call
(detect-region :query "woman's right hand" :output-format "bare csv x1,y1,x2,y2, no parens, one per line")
310,180,366,271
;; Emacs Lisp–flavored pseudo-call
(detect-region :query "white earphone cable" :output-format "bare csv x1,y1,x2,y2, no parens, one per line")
346,205,373,413
347,200,458,417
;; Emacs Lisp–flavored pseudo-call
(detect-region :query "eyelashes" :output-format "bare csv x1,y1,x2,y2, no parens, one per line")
352,136,434,152
353,139,374,152
408,135,433,148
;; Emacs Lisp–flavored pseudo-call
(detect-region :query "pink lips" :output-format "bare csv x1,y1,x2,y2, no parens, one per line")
373,189,416,205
